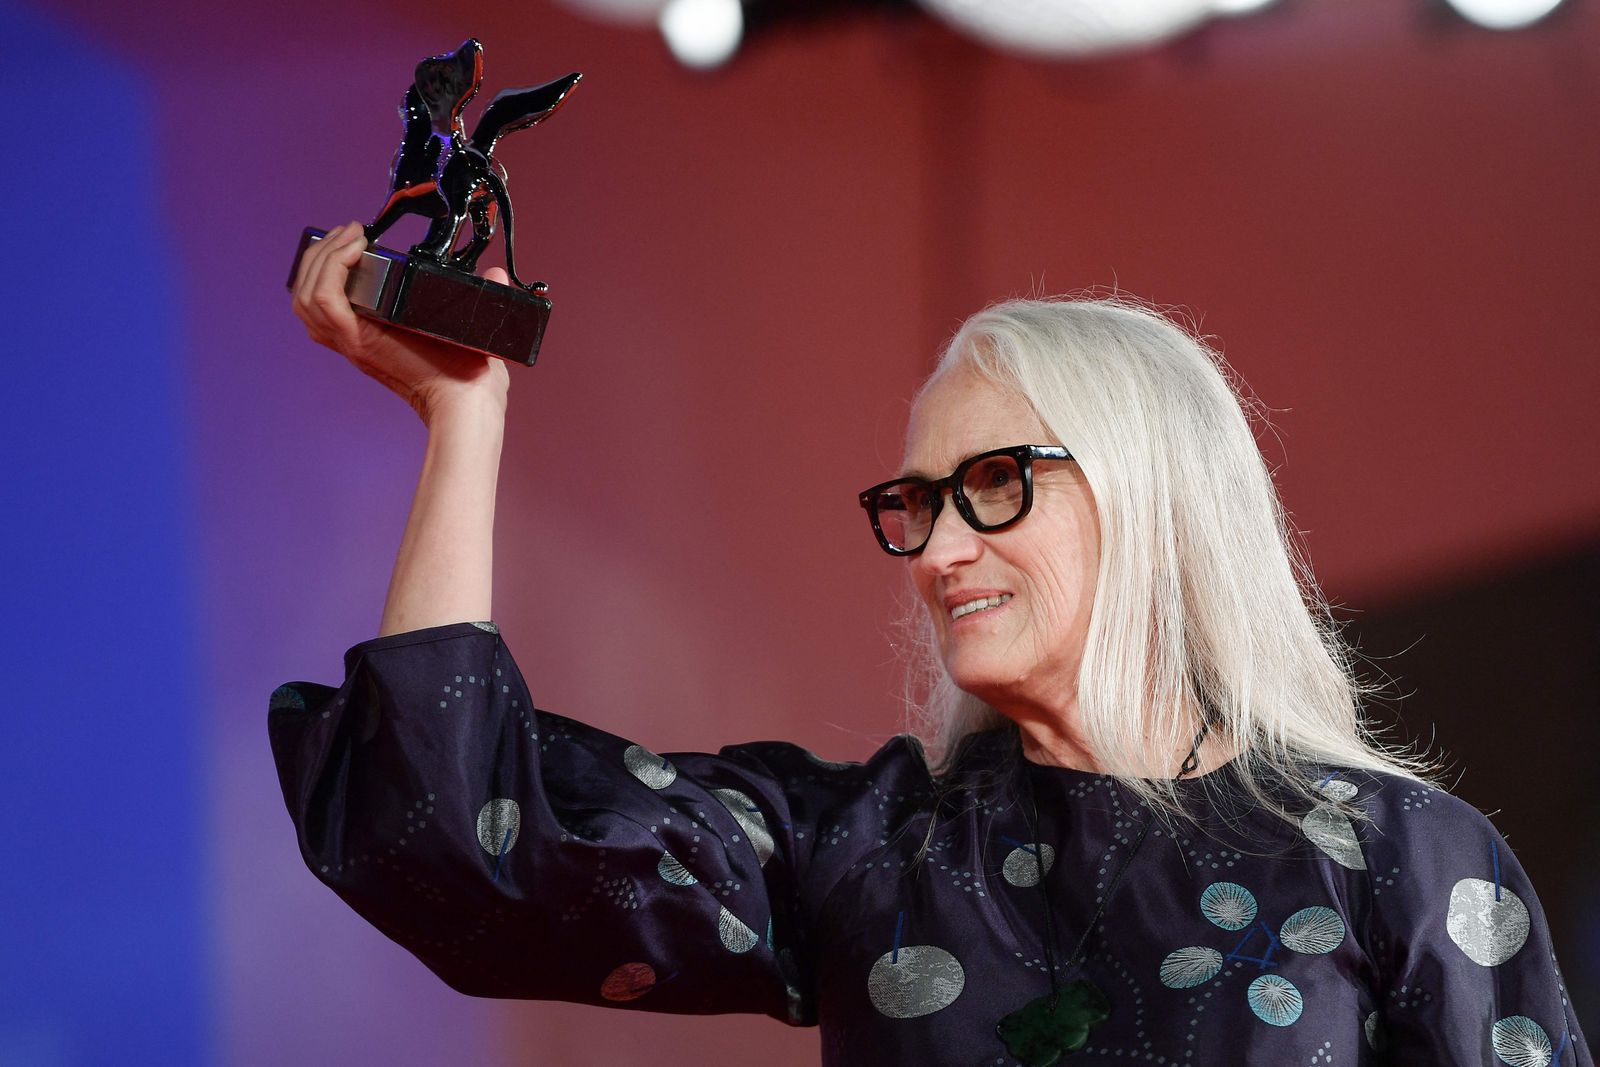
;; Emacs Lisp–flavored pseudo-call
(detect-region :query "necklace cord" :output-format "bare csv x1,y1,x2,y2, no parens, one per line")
1022,722,1212,996
1024,767,1063,994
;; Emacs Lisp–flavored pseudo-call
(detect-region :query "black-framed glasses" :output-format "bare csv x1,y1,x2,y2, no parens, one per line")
857,444,1074,556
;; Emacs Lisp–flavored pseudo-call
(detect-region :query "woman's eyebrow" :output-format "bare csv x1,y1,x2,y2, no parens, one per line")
897,448,986,481
896,460,947,481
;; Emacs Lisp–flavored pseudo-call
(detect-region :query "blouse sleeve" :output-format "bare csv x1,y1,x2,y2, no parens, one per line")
267,621,930,1025
1360,780,1592,1065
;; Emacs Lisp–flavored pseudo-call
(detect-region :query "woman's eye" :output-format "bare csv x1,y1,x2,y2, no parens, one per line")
972,461,1013,489
895,485,933,514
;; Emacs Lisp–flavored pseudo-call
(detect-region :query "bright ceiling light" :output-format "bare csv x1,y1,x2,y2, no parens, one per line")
915,0,1215,57
660,0,745,68
1209,0,1280,15
1443,0,1564,28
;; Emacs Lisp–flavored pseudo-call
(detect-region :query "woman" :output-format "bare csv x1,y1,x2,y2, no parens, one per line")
274,224,1590,1065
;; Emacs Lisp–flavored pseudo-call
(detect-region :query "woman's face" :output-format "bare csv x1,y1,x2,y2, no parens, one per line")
902,364,1101,718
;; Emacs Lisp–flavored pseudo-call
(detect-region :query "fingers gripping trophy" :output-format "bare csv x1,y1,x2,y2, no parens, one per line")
289,38,581,389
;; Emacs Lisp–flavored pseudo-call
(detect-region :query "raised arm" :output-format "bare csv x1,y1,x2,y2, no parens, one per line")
289,221,510,636
378,398,504,635
276,234,943,1027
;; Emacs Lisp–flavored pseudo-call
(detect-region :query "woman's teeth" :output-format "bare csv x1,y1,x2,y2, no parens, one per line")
951,594,1011,620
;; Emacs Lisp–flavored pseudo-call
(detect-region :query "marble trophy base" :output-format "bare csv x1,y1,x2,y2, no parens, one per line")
289,227,550,366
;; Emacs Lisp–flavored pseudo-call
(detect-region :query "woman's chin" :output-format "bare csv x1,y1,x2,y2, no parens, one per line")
943,658,1012,702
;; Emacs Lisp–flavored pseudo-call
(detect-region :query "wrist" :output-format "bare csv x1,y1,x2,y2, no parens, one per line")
419,386,509,432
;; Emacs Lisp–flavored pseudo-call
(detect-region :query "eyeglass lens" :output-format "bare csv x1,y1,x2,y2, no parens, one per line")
874,452,1026,552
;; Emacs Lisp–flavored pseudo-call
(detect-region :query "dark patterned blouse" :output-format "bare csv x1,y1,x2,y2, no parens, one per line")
269,621,1590,1066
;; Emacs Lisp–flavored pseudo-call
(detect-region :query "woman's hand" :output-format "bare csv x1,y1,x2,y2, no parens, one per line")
290,220,511,425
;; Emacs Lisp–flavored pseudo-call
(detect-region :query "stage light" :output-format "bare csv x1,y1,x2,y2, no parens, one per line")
576,0,1562,74
1443,0,1564,28
1209,0,1280,15
660,0,745,68
915,0,1218,57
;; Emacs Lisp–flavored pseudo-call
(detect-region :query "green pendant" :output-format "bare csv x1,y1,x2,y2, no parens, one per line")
995,980,1110,1066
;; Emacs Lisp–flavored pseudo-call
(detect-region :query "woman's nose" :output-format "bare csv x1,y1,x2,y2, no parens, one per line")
915,498,982,574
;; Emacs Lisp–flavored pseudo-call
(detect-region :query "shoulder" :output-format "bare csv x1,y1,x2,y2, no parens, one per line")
710,733,936,784
1332,769,1500,857
1301,768,1499,865
1321,769,1531,932
1334,769,1459,822
1247,765,1511,902
677,733,941,831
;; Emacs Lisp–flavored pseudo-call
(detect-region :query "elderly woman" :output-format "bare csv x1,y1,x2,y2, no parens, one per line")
274,224,1589,1065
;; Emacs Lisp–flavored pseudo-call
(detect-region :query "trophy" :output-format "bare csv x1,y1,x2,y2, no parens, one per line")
289,40,581,366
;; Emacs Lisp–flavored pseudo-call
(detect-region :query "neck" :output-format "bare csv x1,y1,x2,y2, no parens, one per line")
971,668,1099,770
1004,702,1235,778
1014,717,1101,772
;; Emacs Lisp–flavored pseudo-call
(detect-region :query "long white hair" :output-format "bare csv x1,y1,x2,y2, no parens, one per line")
902,295,1435,824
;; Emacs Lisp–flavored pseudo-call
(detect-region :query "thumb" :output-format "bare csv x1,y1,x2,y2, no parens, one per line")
482,266,509,286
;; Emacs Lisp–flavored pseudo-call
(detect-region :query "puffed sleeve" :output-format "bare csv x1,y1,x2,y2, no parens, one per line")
1358,779,1592,1064
267,621,931,1025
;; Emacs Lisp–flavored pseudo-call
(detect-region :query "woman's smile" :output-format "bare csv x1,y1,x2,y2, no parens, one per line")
946,591,1013,624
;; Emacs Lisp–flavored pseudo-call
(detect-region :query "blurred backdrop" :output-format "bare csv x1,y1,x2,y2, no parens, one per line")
2,0,1596,1062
